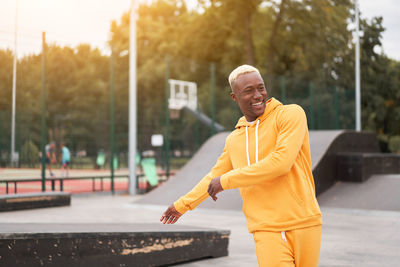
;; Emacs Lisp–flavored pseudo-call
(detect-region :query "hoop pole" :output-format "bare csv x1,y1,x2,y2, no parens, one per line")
165,55,170,178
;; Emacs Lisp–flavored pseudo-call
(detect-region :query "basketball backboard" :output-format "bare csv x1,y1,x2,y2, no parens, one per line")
168,79,197,111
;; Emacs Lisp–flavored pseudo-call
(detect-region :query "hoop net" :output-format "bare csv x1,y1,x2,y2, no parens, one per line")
169,109,180,120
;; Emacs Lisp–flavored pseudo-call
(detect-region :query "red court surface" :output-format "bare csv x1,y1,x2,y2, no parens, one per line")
0,168,129,195
0,179,129,195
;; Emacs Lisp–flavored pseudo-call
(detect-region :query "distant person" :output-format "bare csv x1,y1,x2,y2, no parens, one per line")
45,141,57,177
96,149,106,169
160,65,322,266
60,143,70,178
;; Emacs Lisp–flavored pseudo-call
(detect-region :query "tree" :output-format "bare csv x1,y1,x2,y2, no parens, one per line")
0,0,399,164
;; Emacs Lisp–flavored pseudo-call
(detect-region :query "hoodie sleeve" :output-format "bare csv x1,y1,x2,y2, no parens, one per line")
174,142,233,214
220,105,307,189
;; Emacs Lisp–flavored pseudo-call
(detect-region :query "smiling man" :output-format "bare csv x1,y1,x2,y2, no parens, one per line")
160,65,322,267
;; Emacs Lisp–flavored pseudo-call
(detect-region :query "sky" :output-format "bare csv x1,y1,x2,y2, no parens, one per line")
0,0,399,60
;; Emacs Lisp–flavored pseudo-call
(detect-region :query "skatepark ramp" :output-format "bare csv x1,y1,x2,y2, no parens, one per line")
136,132,237,210
136,130,396,210
309,130,381,194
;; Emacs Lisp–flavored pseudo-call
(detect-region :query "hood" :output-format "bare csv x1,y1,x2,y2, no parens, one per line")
235,97,282,129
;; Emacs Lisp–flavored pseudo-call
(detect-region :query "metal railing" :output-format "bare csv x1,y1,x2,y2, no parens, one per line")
0,174,130,194
0,171,175,195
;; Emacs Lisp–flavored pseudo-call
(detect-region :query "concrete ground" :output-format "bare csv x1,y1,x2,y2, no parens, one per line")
1,175,400,267
318,174,400,211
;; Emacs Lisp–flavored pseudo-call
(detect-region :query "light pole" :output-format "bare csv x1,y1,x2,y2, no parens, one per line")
110,49,115,194
355,0,361,131
10,0,18,166
210,62,216,136
164,56,170,179
41,32,47,191
129,0,138,195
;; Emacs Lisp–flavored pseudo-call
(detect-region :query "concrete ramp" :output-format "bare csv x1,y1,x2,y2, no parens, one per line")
136,130,381,210
136,132,243,210
309,130,344,167
310,131,380,194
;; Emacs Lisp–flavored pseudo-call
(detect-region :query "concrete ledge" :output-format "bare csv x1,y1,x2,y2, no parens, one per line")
337,153,400,182
0,192,71,212
311,131,380,195
0,223,230,267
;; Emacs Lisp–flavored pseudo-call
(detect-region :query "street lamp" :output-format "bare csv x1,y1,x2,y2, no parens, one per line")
10,0,18,166
129,0,138,195
355,0,361,132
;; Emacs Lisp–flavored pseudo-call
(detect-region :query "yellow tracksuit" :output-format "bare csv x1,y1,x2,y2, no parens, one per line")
174,98,322,266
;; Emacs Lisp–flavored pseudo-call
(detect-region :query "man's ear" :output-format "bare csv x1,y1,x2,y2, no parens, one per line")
230,91,237,102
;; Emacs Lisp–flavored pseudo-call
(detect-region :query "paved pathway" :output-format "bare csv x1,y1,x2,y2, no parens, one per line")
0,190,399,266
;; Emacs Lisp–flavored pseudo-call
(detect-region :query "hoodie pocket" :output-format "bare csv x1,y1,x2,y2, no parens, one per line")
284,177,305,207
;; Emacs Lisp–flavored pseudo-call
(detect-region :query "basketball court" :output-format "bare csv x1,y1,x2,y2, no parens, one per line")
0,168,129,194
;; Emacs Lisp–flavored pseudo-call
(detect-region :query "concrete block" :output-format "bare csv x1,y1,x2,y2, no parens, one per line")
0,223,230,267
0,192,71,212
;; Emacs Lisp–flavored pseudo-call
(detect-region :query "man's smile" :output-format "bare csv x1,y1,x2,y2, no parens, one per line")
252,102,264,106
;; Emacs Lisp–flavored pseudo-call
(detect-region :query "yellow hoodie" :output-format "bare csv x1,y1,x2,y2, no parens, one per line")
174,98,322,232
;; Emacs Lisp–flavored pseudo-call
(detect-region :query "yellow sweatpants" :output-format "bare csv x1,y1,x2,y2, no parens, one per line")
253,225,321,267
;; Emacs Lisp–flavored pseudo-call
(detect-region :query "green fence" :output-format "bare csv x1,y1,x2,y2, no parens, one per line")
270,76,355,131
0,55,358,169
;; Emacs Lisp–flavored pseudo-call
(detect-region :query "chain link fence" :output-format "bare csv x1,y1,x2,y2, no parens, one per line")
0,56,357,169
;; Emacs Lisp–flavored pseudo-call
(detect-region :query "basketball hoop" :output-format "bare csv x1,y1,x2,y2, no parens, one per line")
168,79,197,111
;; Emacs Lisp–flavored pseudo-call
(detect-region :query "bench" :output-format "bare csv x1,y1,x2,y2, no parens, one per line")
337,152,400,182
0,192,71,212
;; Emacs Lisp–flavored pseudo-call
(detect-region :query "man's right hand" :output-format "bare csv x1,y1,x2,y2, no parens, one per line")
160,204,182,224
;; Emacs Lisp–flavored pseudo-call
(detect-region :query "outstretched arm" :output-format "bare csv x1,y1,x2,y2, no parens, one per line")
160,141,233,223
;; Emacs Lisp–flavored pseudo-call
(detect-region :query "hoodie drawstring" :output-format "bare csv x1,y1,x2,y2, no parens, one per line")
245,119,260,167
255,119,260,163
245,125,250,166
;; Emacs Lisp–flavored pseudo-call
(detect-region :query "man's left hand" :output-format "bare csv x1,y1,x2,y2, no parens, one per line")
160,204,182,224
208,177,223,201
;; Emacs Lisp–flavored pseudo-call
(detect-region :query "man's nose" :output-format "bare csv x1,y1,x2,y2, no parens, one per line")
253,90,263,99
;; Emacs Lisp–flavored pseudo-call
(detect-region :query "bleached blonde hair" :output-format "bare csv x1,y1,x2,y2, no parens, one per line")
228,64,260,90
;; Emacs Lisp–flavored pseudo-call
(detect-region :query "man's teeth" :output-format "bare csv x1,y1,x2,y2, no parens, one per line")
252,102,263,106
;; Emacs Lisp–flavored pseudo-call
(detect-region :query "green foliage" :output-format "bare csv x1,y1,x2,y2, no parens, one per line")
71,157,96,169
21,140,39,166
358,17,400,137
388,136,400,154
0,50,13,111
0,0,399,166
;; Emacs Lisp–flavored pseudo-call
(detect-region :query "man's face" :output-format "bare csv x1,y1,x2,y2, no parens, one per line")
230,72,268,122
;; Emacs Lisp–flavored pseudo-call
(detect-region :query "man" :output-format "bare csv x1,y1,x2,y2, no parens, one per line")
160,65,322,267
45,141,57,177
60,143,70,178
